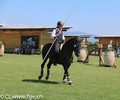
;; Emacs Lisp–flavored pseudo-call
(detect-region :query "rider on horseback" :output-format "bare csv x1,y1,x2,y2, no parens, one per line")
51,21,65,65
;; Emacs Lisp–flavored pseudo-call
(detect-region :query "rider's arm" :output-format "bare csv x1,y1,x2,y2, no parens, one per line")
51,29,56,38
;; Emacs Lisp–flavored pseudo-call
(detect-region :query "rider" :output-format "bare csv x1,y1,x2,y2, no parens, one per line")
51,21,65,65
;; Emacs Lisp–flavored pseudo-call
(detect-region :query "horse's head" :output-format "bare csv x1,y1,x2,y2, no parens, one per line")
73,38,81,57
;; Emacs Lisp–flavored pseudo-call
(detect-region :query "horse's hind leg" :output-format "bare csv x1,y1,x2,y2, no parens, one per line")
38,64,44,80
38,58,48,80
46,59,52,80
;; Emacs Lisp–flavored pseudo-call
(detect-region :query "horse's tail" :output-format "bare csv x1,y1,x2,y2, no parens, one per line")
42,43,52,60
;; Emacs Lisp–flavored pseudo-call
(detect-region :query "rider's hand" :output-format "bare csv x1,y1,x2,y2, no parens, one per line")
56,34,60,37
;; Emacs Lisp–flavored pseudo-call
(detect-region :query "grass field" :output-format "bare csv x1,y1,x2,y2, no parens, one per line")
0,54,120,100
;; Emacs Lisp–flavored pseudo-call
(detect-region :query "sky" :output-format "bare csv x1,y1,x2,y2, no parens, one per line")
0,0,120,35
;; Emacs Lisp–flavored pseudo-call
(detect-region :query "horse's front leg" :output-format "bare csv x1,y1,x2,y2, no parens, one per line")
66,72,73,85
63,72,67,83
63,65,73,85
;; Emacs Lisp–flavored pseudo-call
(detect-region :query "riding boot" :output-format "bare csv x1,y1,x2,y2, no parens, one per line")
53,53,58,66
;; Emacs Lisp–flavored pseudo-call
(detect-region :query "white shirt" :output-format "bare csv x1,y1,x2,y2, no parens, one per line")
15,48,18,51
108,44,112,48
51,28,65,40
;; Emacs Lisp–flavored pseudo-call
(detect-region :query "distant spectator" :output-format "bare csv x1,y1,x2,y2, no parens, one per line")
17,48,20,54
115,42,119,53
25,46,31,54
13,47,20,54
117,46,120,57
115,42,119,57
21,44,26,54
108,40,113,48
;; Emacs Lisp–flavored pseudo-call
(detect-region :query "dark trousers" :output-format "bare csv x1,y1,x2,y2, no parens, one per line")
55,42,61,54
53,42,62,64
115,48,117,53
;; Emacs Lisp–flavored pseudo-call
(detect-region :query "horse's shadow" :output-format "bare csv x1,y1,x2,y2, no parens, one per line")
22,79,60,85
74,61,95,66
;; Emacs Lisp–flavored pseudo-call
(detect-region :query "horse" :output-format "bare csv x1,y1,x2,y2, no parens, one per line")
38,38,81,85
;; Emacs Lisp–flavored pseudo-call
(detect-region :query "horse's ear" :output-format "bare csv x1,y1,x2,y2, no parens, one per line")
77,36,82,41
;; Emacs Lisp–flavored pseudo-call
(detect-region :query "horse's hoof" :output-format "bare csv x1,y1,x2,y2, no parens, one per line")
68,81,73,85
63,79,67,83
38,75,43,80
46,76,49,80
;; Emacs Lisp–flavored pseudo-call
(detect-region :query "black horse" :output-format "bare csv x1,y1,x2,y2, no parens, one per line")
38,38,81,85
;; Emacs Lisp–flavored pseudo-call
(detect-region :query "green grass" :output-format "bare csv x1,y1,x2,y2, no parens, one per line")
0,54,120,100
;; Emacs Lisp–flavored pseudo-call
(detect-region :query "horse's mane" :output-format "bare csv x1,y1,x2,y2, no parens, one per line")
62,38,77,50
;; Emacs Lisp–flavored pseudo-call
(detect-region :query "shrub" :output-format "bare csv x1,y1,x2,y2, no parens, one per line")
81,46,86,49
106,47,115,51
0,41,3,49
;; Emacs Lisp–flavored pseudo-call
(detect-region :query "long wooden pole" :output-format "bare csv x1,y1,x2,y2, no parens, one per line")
41,5,75,65
63,5,75,26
